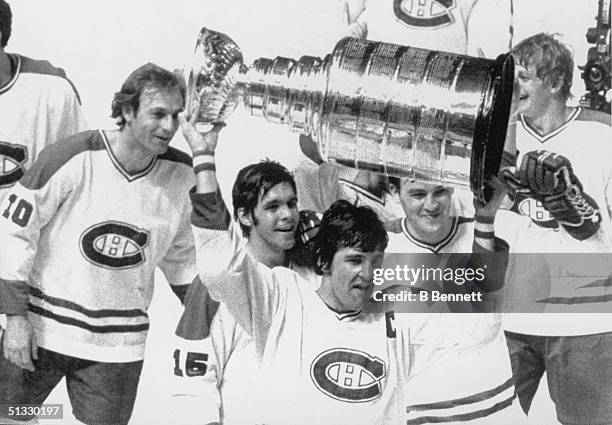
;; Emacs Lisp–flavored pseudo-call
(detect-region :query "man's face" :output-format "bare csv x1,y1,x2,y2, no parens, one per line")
123,87,183,157
327,246,384,312
398,181,453,238
248,181,299,254
515,62,556,120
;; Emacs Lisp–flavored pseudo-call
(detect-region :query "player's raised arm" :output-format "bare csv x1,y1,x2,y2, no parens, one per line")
178,115,287,340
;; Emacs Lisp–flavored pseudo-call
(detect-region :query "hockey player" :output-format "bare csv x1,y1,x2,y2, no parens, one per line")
170,159,320,424
501,33,612,424
0,63,203,425
184,102,521,423
0,0,85,197
343,0,512,58
381,177,529,424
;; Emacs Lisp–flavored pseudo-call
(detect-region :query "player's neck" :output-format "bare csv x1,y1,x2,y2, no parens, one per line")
107,129,157,173
0,50,12,86
523,103,574,136
317,278,360,315
247,239,287,268
403,216,454,245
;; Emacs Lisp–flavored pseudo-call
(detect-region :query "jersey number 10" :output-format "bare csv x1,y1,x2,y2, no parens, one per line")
2,194,33,227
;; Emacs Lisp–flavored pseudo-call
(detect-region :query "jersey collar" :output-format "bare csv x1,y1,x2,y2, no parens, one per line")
400,215,459,253
519,107,581,143
99,130,157,182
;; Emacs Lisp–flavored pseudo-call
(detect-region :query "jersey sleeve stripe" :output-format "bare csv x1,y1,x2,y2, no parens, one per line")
190,188,231,230
29,304,150,333
405,377,513,411
405,394,516,424
536,294,612,305
18,54,82,104
30,287,148,318
175,280,220,340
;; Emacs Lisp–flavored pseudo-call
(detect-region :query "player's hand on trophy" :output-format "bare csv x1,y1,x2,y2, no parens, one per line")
3,315,38,371
178,101,225,155
516,150,602,240
473,176,507,221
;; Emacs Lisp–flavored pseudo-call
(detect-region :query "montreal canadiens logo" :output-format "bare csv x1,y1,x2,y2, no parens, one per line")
80,221,150,269
394,0,456,28
0,142,27,188
310,348,386,403
515,197,559,229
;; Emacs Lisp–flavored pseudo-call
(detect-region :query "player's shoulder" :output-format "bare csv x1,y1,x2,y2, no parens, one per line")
155,147,195,189
157,147,193,176
19,54,68,79
158,147,193,167
20,130,103,190
576,107,611,127
16,54,81,103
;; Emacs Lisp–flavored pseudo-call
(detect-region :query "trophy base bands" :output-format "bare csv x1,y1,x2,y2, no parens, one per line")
5,404,63,420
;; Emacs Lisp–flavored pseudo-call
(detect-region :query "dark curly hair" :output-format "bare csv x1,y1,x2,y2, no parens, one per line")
232,159,297,238
312,200,388,275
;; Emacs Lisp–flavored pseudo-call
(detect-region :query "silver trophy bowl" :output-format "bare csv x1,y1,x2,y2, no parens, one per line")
186,27,514,202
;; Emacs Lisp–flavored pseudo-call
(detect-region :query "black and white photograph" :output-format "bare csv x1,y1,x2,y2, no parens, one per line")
1,1,611,424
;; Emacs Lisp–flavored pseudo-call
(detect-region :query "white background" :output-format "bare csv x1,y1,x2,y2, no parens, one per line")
7,0,604,424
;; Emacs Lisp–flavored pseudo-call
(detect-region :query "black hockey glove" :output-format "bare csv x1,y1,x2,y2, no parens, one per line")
506,150,601,240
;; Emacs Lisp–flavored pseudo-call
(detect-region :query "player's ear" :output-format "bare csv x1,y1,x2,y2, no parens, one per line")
122,105,134,124
548,75,564,95
317,257,331,275
237,207,253,228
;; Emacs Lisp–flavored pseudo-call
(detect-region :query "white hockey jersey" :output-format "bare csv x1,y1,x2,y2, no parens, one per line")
0,130,197,362
384,210,527,424
504,107,612,335
354,0,512,57
192,206,525,424
170,190,317,425
0,53,86,196
193,233,406,425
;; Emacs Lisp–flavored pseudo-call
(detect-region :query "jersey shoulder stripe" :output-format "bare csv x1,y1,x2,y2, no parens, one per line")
20,130,103,190
158,147,193,168
18,54,82,105
19,54,67,79
576,107,611,126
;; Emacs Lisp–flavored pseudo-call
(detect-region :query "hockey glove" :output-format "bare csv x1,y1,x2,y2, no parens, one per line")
514,150,601,240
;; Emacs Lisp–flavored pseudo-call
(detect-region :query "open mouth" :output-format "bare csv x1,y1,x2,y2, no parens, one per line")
276,227,295,234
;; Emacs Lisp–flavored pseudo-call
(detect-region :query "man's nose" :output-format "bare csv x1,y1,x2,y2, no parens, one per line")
423,193,439,210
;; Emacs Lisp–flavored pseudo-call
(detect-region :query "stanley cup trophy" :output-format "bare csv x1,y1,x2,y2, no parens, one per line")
185,28,514,202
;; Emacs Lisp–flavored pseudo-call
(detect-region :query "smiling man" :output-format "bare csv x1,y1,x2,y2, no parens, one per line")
382,177,529,424
0,63,201,425
193,196,402,425
501,33,612,425
170,118,319,424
